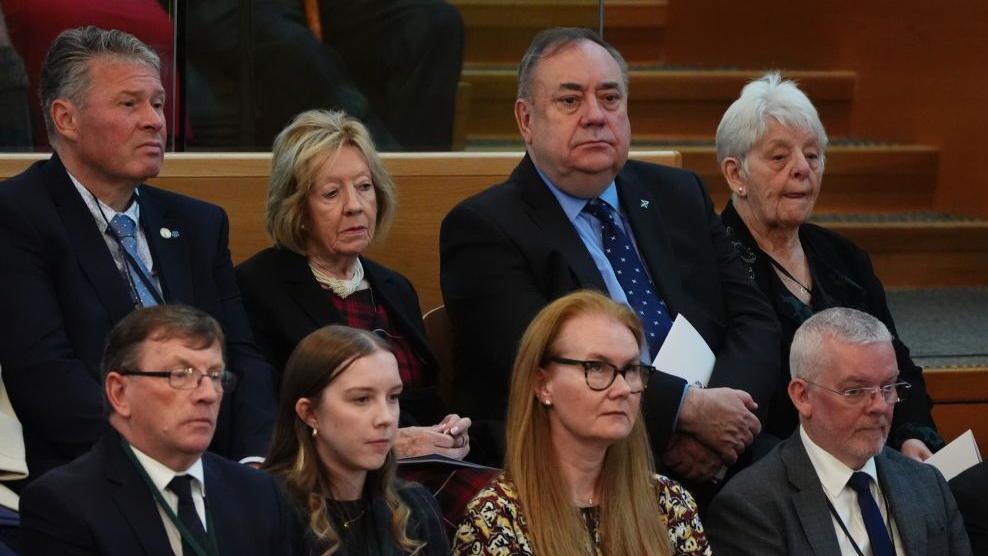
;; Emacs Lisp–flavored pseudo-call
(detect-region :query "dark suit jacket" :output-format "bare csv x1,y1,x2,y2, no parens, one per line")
0,154,275,482
236,247,445,425
706,433,972,555
439,154,780,458
721,200,940,450
18,431,295,555
950,461,988,555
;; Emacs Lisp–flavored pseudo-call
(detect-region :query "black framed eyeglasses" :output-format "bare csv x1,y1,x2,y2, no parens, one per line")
118,367,238,393
803,379,909,406
547,357,653,392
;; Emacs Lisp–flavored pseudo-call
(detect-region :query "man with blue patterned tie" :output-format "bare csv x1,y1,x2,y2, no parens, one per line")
440,27,780,481
706,308,972,555
0,26,274,486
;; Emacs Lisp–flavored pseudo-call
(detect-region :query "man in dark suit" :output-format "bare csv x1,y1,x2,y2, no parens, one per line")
19,305,294,555
706,307,971,555
439,27,779,478
951,461,988,554
0,26,274,485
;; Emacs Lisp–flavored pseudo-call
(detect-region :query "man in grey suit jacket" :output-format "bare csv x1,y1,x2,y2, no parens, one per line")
706,307,970,555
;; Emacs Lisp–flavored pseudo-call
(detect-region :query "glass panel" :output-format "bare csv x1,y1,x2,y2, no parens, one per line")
0,0,178,152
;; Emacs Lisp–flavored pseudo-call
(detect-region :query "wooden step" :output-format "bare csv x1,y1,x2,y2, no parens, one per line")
826,219,988,288
463,68,855,140
453,0,669,65
925,366,988,453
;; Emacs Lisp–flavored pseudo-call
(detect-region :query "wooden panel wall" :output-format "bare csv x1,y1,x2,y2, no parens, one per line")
661,0,988,219
926,368,988,454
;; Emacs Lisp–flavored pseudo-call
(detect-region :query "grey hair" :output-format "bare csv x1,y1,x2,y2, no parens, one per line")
789,307,893,381
39,26,161,142
517,27,629,101
715,72,828,170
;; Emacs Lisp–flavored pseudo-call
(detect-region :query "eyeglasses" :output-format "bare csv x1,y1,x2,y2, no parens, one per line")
803,379,910,405
118,367,238,393
547,357,653,392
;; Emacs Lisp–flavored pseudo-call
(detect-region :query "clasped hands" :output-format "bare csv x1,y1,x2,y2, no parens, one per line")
662,387,760,483
395,413,472,460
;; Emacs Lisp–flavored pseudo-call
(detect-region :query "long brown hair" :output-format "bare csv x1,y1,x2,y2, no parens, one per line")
263,325,423,554
504,290,673,555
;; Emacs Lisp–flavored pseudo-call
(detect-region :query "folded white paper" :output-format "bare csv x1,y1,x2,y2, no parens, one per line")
652,314,715,387
926,429,982,481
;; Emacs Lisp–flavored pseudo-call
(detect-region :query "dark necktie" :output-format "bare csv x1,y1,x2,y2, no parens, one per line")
108,214,158,307
847,471,895,556
166,475,209,555
583,198,673,359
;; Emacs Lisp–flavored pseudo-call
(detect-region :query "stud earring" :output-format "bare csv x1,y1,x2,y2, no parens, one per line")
543,399,552,407
311,425,318,438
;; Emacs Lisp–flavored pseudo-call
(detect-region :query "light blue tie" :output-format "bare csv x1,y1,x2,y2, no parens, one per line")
108,214,159,307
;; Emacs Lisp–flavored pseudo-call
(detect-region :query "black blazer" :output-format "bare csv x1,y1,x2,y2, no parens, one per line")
236,247,445,425
18,430,295,556
720,200,940,449
439,154,780,458
0,154,275,482
950,461,988,555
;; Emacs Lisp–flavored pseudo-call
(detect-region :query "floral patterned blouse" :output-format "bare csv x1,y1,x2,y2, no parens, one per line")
453,473,711,555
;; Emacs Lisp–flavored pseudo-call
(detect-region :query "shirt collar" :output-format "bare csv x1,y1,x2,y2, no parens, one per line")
800,425,878,499
130,444,206,496
68,170,141,228
534,165,619,223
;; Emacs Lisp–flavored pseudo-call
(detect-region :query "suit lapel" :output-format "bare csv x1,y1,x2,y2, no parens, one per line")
615,173,687,315
45,155,135,324
277,249,340,329
102,434,175,556
202,456,244,554
515,155,607,292
877,450,929,554
138,188,193,304
781,436,844,556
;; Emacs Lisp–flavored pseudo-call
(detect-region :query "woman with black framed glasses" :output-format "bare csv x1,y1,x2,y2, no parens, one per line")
454,290,711,555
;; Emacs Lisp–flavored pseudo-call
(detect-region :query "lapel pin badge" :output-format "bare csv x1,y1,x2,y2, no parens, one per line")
640,199,650,209
160,227,180,239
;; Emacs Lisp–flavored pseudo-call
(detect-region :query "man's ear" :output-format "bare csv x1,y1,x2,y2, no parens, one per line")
295,398,317,429
788,378,813,419
105,372,131,418
50,98,81,143
515,98,534,146
721,156,746,194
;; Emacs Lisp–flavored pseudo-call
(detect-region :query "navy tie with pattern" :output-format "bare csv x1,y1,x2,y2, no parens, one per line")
167,475,209,554
583,198,673,359
847,471,895,556
108,214,158,307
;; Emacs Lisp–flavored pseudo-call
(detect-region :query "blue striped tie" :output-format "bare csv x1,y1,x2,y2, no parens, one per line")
108,214,159,307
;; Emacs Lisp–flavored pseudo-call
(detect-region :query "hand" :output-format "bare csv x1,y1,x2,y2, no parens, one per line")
662,434,727,483
394,415,472,461
900,438,933,462
677,387,760,462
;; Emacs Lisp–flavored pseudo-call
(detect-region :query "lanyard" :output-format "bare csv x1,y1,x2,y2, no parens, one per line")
90,189,165,307
122,439,220,556
825,493,896,556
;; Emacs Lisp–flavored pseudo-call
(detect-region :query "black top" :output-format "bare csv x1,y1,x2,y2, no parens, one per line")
291,481,450,556
720,200,942,450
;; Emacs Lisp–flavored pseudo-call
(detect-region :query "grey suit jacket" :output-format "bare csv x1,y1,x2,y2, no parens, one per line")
706,433,971,555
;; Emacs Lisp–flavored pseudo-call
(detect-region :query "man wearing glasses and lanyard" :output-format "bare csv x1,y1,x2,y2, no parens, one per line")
706,307,971,555
18,305,294,555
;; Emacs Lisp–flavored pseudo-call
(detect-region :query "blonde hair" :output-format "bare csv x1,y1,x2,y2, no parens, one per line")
266,109,397,255
263,326,423,554
504,290,673,555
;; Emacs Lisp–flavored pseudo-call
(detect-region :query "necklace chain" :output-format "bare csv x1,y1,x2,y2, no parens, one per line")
309,259,364,298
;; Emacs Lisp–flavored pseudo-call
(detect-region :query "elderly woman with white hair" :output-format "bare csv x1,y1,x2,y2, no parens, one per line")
715,73,943,460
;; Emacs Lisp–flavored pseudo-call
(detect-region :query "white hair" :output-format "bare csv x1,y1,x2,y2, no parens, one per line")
715,72,829,171
790,307,893,381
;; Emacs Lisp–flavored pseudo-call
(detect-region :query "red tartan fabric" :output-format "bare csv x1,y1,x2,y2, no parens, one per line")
328,288,426,388
399,464,500,539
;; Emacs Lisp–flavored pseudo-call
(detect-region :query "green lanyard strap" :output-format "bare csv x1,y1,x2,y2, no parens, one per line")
121,439,220,556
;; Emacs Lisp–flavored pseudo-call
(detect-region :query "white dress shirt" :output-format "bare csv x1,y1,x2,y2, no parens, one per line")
131,446,207,556
68,172,161,292
800,426,904,556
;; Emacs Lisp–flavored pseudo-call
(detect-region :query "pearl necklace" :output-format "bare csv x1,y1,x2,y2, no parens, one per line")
309,259,365,299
